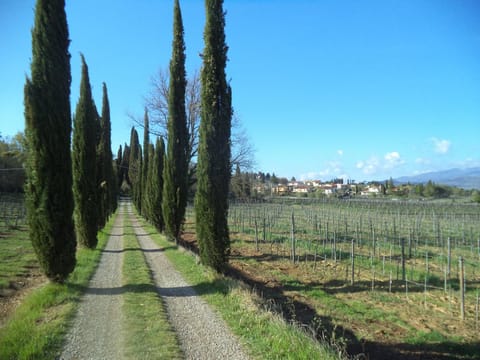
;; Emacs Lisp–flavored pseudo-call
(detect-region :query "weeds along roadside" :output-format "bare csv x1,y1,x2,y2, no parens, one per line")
135,214,345,360
0,211,117,360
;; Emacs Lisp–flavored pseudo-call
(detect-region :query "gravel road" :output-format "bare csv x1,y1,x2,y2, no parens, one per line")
60,203,126,360
59,200,249,360
128,204,249,360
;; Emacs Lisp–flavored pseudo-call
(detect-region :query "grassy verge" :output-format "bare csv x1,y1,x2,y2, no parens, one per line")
122,215,182,359
136,216,344,360
0,213,117,360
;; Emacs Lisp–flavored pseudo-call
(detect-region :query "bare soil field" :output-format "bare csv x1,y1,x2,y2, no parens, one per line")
180,221,480,360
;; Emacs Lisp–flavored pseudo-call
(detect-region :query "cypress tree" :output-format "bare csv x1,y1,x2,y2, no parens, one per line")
24,0,76,282
128,127,142,210
231,163,243,199
163,0,189,243
116,144,123,186
121,143,130,187
150,137,165,231
143,143,154,222
94,106,106,230
72,55,98,248
142,109,150,215
194,0,232,272
99,83,116,220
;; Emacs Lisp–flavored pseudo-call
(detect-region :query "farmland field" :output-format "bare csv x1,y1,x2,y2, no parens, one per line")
186,197,480,359
0,193,26,231
0,193,44,326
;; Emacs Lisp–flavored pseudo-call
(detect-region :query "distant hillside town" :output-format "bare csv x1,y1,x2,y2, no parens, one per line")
254,177,385,198
230,170,480,202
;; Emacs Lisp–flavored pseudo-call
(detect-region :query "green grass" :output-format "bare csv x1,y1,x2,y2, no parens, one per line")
0,213,117,360
122,216,182,359
136,216,344,360
406,330,451,344
0,227,37,289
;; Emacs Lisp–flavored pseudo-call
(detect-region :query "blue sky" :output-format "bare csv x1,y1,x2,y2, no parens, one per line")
1,0,479,182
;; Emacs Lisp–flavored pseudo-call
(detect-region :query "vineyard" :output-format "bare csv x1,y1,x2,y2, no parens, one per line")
0,193,26,231
3,191,480,357
222,197,480,358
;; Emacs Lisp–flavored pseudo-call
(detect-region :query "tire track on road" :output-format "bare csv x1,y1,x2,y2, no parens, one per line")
60,202,126,360
128,204,249,360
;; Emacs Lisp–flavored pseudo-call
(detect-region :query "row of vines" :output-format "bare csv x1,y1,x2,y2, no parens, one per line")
0,193,26,230
228,197,480,326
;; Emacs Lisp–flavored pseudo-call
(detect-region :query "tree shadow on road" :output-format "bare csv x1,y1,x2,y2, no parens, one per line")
68,281,222,298
101,246,177,254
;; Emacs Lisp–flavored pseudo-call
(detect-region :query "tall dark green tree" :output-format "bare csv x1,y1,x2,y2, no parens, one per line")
72,55,98,248
121,143,130,188
116,144,122,173
115,144,123,189
143,143,154,222
230,163,243,199
142,109,150,215
24,0,76,282
163,0,189,243
194,0,232,272
149,137,165,231
129,127,142,210
97,82,116,225
94,109,105,230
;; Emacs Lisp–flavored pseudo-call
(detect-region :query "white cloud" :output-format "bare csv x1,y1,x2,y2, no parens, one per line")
356,152,404,176
356,156,380,175
384,151,404,169
300,161,344,181
299,171,323,181
431,137,451,154
337,149,344,156
415,157,430,165
384,151,400,161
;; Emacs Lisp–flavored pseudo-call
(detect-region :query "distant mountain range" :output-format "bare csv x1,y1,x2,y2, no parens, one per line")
394,167,480,190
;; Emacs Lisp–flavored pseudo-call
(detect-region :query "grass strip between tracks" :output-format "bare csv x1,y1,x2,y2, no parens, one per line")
0,212,117,360
135,215,343,360
122,213,182,359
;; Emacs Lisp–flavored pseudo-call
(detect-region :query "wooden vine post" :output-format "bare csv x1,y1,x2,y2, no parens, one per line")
351,238,355,285
291,211,296,264
459,256,465,321
447,237,451,279
254,218,259,252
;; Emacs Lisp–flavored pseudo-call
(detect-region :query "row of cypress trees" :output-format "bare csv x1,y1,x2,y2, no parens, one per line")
131,0,232,272
130,0,188,244
25,0,231,280
73,56,117,249
24,0,117,282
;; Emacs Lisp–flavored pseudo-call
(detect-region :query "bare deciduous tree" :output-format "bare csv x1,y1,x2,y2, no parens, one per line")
231,113,256,171
143,68,200,166
132,67,255,173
